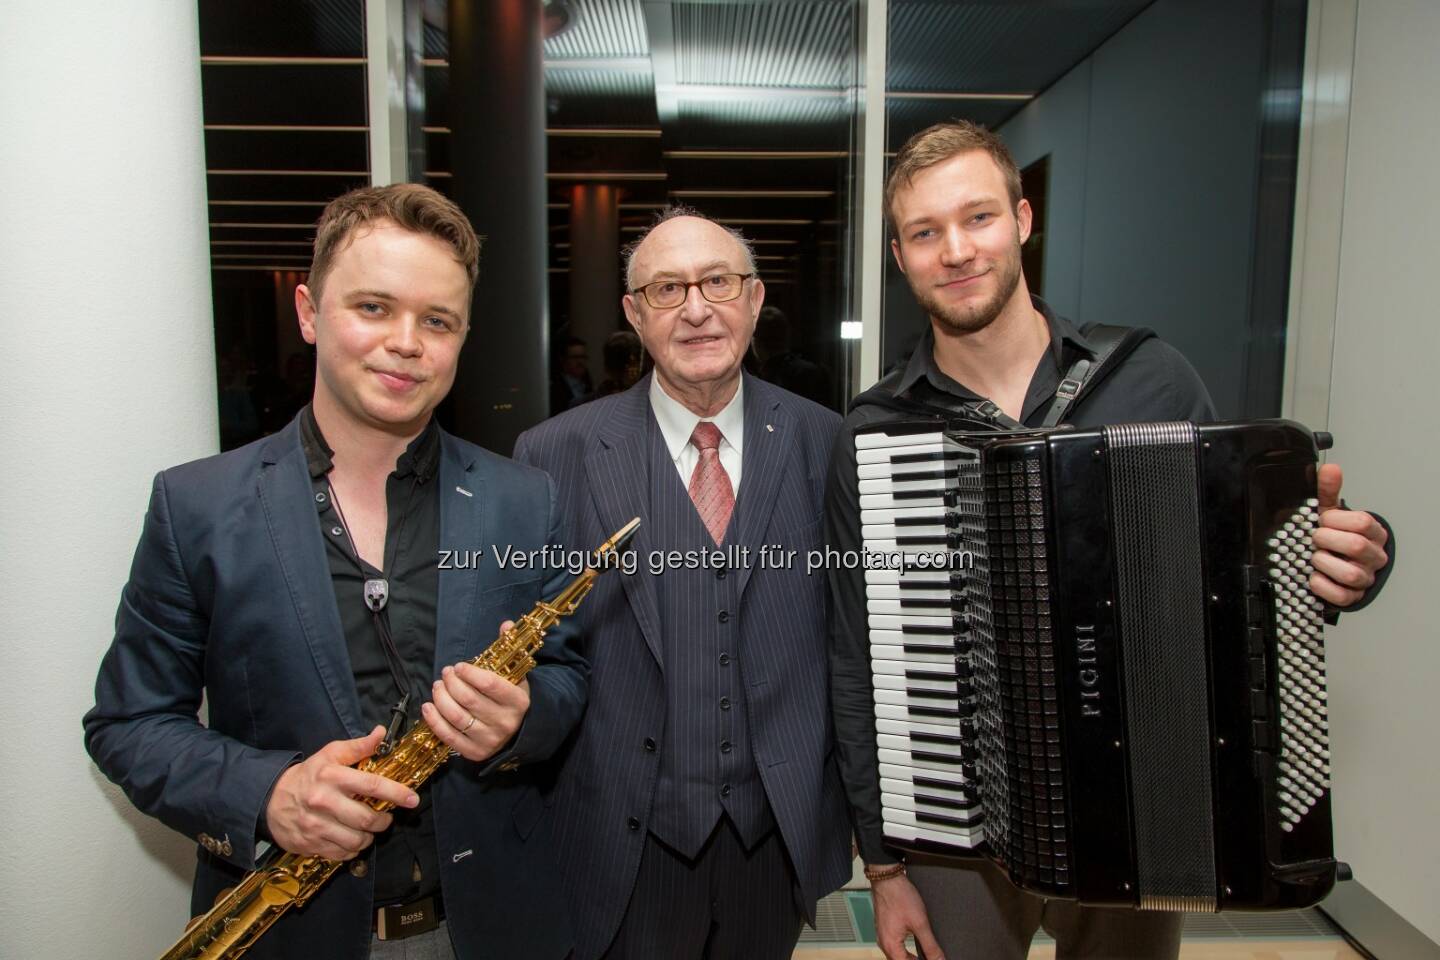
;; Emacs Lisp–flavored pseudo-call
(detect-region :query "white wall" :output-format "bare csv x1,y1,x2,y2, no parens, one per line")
1319,0,1440,946
0,1,218,956
997,59,1093,321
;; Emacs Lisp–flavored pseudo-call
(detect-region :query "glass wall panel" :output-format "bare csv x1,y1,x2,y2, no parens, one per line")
198,0,371,450
425,0,859,418
879,0,1306,419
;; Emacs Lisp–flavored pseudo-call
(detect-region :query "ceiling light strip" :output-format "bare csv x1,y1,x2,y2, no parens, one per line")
209,200,328,207
212,253,314,260
886,91,1033,101
546,172,667,181
213,265,312,272
420,59,650,72
208,169,368,176
201,56,366,66
423,126,664,139
211,240,314,246
669,189,834,198
663,150,848,160
547,127,662,138
542,57,650,72
662,83,845,101
204,124,369,132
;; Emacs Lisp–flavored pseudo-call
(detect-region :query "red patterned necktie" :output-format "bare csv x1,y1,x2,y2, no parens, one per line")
688,421,734,545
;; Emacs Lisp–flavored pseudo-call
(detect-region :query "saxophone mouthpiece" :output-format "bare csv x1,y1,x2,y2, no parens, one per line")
595,517,641,566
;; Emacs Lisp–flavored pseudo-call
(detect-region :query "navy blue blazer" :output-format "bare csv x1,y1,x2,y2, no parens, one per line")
84,416,586,960
514,373,853,959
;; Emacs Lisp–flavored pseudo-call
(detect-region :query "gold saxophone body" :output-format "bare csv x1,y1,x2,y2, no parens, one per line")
157,519,640,960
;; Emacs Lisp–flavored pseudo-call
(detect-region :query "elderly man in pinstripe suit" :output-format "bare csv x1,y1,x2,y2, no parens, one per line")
514,208,852,959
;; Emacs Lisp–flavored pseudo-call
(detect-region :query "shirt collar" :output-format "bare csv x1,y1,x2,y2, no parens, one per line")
892,294,1095,399
298,404,441,483
648,373,745,463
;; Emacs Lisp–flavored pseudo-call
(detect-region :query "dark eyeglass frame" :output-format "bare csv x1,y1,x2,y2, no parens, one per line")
629,272,757,309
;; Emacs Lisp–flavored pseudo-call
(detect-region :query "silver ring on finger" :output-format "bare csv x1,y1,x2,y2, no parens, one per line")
462,714,477,733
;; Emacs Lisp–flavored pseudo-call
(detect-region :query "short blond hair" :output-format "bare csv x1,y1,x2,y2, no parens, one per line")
308,183,482,299
885,121,1023,232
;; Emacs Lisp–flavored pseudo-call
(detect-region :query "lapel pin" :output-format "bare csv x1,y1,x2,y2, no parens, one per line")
455,486,473,497
766,424,774,433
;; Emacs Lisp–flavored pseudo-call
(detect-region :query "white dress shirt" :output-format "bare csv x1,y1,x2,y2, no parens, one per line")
649,374,744,496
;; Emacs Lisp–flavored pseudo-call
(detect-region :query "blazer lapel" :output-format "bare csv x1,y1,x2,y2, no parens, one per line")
436,433,483,676
733,374,791,599
586,380,664,668
256,422,364,735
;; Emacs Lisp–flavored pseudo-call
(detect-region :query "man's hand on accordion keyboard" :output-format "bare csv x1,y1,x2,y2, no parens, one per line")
872,870,945,960
1309,464,1389,607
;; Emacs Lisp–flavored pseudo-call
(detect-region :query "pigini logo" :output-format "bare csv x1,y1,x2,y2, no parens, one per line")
1075,623,1101,717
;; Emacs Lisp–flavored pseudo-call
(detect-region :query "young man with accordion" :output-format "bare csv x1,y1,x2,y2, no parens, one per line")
824,121,1394,960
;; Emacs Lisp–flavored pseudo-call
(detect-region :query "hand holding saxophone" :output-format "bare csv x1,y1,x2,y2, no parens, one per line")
423,619,533,761
265,725,422,861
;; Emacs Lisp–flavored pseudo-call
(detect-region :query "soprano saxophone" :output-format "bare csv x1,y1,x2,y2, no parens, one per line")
157,518,640,960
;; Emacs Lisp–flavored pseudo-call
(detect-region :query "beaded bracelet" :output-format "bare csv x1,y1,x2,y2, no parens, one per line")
863,862,907,883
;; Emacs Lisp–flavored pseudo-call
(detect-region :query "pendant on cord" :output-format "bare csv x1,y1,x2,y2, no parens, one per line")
364,578,390,612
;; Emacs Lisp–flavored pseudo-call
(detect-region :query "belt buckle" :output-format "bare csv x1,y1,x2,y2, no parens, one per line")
376,895,439,941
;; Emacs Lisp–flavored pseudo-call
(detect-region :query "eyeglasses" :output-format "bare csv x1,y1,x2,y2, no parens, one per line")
630,272,756,309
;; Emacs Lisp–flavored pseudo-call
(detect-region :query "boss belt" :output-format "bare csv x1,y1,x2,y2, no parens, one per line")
374,891,445,941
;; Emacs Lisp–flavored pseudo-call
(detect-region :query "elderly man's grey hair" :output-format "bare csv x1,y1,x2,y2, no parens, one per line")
622,204,758,291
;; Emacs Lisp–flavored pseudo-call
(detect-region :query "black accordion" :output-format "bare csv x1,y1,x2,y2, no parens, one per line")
855,419,1336,911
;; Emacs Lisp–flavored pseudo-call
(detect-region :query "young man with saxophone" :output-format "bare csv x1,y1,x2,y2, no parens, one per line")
84,184,586,960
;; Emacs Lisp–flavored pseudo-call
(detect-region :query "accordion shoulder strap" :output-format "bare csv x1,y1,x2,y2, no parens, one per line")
851,324,1155,429
1039,323,1155,427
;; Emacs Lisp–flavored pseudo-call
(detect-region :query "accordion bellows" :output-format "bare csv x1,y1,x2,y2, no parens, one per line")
855,419,1336,912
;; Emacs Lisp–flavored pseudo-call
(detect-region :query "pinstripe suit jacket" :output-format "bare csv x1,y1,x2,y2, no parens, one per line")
515,372,852,959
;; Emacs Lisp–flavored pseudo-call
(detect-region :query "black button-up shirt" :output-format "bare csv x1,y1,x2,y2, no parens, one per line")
884,296,1216,428
299,406,442,905
825,296,1216,865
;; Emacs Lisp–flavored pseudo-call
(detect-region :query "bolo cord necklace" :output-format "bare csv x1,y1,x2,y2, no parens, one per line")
326,474,421,756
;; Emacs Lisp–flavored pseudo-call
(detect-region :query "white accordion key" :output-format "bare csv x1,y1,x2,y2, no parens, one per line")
854,430,947,450
882,808,983,846
872,673,958,694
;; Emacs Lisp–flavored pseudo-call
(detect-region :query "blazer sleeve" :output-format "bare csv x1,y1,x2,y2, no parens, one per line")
82,472,299,870
472,470,589,775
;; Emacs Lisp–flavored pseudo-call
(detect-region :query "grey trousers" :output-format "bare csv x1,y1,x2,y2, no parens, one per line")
369,920,456,960
906,857,1182,960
